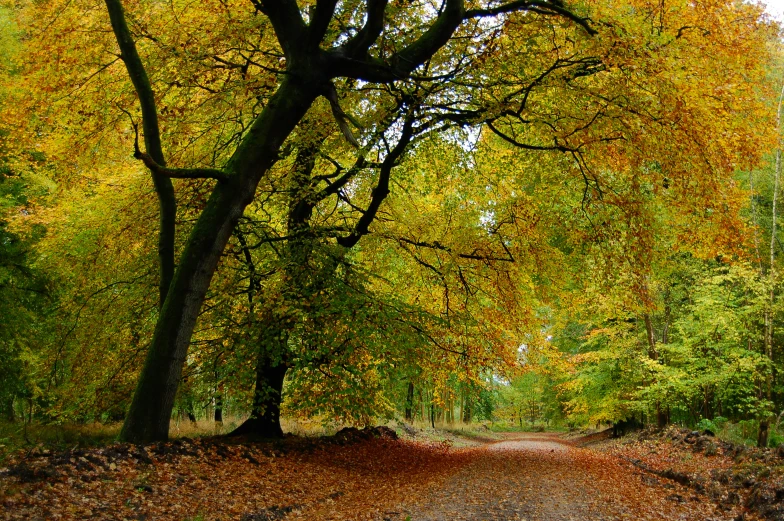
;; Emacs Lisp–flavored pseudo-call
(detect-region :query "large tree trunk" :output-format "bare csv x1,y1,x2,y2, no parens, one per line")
119,78,319,443
231,355,289,438
229,305,292,439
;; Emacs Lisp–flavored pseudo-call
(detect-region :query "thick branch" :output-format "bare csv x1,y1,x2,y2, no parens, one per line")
342,0,389,56
135,151,228,181
393,0,465,75
332,0,596,81
104,0,176,307
308,0,339,48
332,0,465,81
324,82,360,147
465,0,597,36
105,0,164,165
130,125,227,181
257,0,307,59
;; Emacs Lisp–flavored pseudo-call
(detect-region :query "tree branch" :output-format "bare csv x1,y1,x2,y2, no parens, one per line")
324,82,361,147
465,0,597,36
256,0,307,59
396,237,515,263
308,0,339,48
104,0,176,306
318,156,367,199
486,121,575,152
342,0,389,56
132,126,228,181
331,0,465,81
135,152,229,181
337,113,416,248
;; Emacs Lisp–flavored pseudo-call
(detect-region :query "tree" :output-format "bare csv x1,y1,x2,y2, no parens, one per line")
9,0,777,441
103,0,596,442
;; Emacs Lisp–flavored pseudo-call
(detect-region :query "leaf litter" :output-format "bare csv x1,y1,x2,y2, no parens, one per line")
0,428,765,520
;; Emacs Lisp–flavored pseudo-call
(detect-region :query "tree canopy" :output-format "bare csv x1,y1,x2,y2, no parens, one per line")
0,0,782,444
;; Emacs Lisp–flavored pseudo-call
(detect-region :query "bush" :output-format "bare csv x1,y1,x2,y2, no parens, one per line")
768,431,784,448
696,418,717,433
719,419,759,446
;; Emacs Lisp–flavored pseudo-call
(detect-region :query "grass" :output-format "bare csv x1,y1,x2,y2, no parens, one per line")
0,420,119,464
0,415,527,463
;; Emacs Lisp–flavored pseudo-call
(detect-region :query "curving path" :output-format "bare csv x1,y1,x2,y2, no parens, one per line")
401,433,728,521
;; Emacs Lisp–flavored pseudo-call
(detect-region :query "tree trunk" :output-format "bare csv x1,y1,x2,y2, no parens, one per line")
105,0,176,308
119,78,319,443
1,396,14,422
405,382,414,422
463,399,472,423
656,403,668,428
214,395,223,424
759,84,784,449
231,357,289,438
643,314,658,361
759,420,770,448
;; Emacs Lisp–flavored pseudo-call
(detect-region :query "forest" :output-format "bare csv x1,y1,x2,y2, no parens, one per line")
1,0,784,453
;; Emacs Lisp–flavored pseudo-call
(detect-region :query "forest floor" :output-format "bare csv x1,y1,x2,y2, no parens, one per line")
2,425,783,520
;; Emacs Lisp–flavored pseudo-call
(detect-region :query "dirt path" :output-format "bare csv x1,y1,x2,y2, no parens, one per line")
2,432,747,520
400,433,731,521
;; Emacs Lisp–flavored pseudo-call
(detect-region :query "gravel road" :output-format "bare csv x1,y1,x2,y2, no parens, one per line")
402,433,731,521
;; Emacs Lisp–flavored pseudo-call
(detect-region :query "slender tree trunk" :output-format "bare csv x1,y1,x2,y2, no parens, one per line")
751,170,764,273
119,78,320,443
405,382,415,422
760,84,784,448
105,0,176,308
759,420,770,448
643,313,667,427
1,396,14,422
643,314,658,361
214,395,223,424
